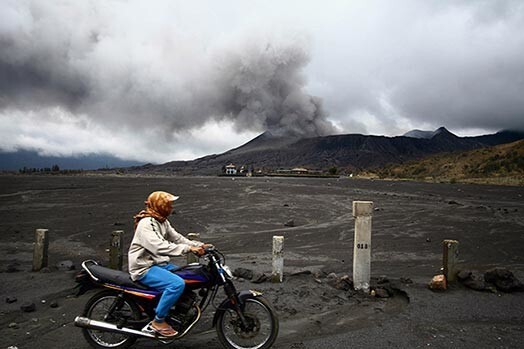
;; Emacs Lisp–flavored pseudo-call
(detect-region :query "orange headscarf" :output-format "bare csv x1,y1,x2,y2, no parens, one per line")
134,191,179,230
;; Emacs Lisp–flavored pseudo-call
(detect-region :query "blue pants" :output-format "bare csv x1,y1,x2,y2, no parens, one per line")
139,264,185,321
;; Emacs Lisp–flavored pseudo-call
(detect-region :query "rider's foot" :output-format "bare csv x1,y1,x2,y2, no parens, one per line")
150,320,178,338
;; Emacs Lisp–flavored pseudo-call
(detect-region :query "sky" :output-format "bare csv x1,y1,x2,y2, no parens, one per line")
1,0,523,163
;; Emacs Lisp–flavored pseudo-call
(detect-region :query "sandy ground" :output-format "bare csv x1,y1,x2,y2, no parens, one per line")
0,175,523,348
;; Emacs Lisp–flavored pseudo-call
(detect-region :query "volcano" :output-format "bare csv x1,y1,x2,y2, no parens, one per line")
132,128,524,175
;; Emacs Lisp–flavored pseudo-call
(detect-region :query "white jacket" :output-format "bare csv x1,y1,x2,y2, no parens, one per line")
128,217,203,281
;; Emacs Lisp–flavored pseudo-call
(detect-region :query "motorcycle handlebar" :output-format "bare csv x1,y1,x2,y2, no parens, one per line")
204,246,217,254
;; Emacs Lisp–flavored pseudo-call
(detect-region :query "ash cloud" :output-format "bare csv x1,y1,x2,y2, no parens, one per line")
213,41,336,137
0,1,335,142
2,1,524,163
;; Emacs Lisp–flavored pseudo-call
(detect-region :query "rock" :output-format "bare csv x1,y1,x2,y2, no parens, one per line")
113,222,125,226
327,274,353,291
290,270,312,276
233,267,254,280
400,277,413,284
40,267,51,273
448,200,461,205
457,270,472,281
20,302,36,312
326,272,337,279
375,288,390,298
283,204,289,207
314,278,322,284
461,271,490,291
485,267,512,283
6,263,20,273
6,296,17,304
56,260,75,271
426,237,431,242
428,274,447,291
251,273,268,284
284,219,295,227
50,301,59,308
8,322,19,329
485,268,524,292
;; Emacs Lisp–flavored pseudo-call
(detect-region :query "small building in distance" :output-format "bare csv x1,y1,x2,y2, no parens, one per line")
291,167,309,175
225,163,237,175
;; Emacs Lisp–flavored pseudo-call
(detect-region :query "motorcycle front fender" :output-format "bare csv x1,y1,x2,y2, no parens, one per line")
212,289,263,327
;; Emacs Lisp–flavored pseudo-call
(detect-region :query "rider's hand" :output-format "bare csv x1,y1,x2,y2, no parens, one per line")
190,246,205,257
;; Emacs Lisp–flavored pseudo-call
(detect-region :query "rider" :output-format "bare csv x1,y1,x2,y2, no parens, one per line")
128,190,210,337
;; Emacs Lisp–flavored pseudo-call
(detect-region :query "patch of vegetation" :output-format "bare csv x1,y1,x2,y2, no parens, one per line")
371,140,524,186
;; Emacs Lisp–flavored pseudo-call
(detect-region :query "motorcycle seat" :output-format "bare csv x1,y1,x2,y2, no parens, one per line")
87,264,149,290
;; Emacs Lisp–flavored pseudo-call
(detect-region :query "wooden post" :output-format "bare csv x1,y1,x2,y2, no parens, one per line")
443,239,459,282
109,230,124,270
187,233,200,264
353,201,373,292
272,235,284,283
32,229,49,271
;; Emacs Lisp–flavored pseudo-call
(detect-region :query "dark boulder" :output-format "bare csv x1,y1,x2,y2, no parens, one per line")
6,263,20,273
252,272,268,284
20,302,36,312
233,267,254,280
327,274,353,291
461,271,491,291
6,296,17,304
457,270,472,281
374,288,390,298
485,268,523,292
284,219,295,227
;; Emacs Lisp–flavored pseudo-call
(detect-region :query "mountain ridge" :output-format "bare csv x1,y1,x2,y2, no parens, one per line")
134,128,524,175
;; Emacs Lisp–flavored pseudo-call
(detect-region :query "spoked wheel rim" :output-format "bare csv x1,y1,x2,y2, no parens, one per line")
86,296,135,347
220,298,274,349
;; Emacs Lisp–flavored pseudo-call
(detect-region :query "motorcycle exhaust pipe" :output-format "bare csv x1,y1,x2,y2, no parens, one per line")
74,316,156,339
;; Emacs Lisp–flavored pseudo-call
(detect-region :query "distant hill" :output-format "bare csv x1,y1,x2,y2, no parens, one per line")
0,150,143,171
374,139,524,186
403,127,448,139
128,127,524,175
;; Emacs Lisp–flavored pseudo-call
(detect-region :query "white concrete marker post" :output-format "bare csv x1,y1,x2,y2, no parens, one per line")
109,230,124,270
443,239,459,282
272,235,284,283
32,229,49,271
352,201,373,292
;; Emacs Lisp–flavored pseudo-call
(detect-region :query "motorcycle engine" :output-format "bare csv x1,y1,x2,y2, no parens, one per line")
175,290,197,314
168,291,197,330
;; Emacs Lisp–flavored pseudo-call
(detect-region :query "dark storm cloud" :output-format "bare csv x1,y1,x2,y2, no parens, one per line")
310,0,524,134
1,0,524,163
0,1,336,139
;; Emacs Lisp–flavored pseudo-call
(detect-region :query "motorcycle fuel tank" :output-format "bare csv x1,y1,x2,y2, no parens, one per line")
174,264,212,288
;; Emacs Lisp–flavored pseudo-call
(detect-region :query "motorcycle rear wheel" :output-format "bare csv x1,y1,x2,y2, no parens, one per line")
82,290,140,349
216,296,279,349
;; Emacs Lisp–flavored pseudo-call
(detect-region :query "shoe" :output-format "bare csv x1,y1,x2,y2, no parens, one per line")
147,321,178,338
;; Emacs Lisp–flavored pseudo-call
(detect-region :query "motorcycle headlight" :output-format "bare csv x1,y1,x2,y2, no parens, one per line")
222,265,233,278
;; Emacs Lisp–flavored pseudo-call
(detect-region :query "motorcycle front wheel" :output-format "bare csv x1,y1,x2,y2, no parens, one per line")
82,290,140,349
216,296,279,349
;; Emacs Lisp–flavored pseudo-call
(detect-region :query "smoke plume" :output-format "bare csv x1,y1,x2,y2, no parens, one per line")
0,1,336,145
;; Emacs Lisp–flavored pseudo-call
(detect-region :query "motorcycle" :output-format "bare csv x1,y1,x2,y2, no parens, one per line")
74,247,278,349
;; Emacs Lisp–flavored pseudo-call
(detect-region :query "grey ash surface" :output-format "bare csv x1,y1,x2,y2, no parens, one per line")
0,175,523,348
